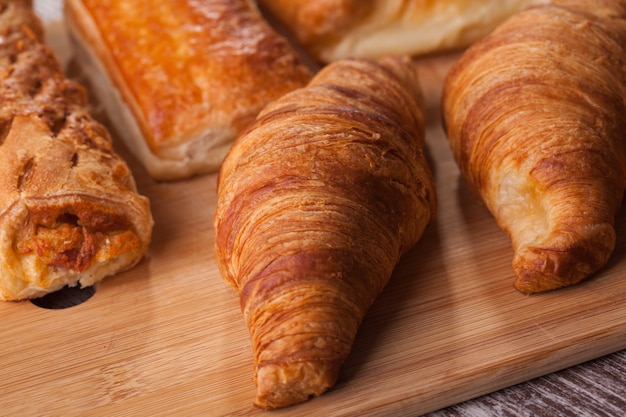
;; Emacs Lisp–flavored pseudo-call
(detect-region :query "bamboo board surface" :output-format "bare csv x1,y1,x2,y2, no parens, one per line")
1,5,626,416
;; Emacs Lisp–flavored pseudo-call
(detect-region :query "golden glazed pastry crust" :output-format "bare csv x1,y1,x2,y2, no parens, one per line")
442,0,626,293
258,0,550,63
0,0,153,300
64,0,312,180
214,55,436,409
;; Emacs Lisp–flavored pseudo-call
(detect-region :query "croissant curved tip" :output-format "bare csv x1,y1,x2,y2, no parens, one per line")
253,360,341,409
512,245,610,294
513,270,576,295
511,221,618,294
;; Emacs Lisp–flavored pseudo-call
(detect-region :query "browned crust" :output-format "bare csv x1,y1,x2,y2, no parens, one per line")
257,0,371,47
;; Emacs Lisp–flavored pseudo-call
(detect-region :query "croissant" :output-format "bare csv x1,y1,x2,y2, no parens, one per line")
442,0,626,294
257,0,550,63
0,0,153,301
213,55,436,409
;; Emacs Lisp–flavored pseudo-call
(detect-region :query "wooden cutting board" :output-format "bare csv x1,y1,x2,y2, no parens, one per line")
1,11,625,417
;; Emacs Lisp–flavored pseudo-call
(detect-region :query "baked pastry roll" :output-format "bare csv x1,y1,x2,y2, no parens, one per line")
442,0,626,293
64,0,312,181
214,55,436,409
0,0,153,301
257,0,550,63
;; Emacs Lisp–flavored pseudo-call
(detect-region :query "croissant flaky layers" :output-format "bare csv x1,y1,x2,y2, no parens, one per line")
443,0,626,294
214,56,436,409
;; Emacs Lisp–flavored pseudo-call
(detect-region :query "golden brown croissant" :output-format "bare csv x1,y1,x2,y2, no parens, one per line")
64,0,312,181
257,0,550,63
214,55,436,409
442,0,626,294
0,0,153,300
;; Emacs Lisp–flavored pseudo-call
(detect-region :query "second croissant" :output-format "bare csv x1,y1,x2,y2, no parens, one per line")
442,0,626,293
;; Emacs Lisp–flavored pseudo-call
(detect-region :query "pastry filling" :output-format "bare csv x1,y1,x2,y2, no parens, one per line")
14,206,142,278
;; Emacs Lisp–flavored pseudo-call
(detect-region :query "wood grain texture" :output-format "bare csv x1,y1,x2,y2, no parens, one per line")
427,350,626,416
1,3,624,416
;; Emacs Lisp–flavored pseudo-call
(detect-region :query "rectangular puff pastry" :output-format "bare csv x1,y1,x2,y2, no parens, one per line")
0,0,153,301
64,0,312,181
257,0,551,63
